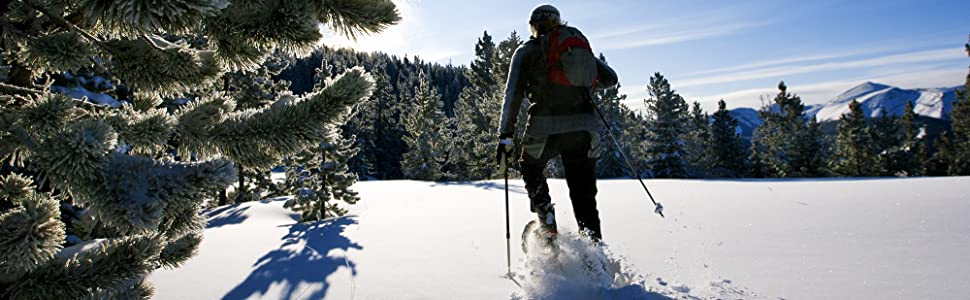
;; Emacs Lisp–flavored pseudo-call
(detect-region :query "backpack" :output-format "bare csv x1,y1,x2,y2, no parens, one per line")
540,26,598,88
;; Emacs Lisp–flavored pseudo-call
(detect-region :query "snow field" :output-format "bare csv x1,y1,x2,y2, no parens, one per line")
150,177,970,299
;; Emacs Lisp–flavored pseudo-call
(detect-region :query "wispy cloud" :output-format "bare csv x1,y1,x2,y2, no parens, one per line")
683,49,882,77
674,47,965,88
587,6,770,52
587,23,666,40
597,21,766,51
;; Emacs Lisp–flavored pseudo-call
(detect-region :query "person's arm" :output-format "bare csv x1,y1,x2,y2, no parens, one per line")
497,45,529,138
595,57,618,89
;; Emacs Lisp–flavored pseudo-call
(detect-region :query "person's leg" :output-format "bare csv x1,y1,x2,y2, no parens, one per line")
520,152,551,215
520,134,563,232
561,131,602,241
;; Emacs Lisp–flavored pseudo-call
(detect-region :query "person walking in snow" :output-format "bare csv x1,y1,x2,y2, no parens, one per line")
495,4,618,242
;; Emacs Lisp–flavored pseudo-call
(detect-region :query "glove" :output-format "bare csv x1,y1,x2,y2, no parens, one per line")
495,137,514,167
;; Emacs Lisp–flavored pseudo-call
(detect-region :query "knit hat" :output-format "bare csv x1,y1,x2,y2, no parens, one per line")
529,4,560,24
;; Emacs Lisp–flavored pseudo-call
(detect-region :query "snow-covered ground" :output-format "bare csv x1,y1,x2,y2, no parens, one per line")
150,177,970,300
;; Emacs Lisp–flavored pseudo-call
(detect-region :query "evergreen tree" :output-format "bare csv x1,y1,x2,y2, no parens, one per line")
685,101,710,177
643,73,690,178
945,40,970,175
592,55,644,178
401,71,451,181
283,128,360,221
831,99,881,176
0,1,398,298
492,31,523,91
707,100,746,177
469,31,497,92
929,39,970,176
883,100,925,176
220,54,292,205
927,135,956,176
870,109,901,155
274,46,472,180
795,116,830,177
867,106,920,177
344,63,403,180
450,31,521,180
750,82,829,177
452,31,500,136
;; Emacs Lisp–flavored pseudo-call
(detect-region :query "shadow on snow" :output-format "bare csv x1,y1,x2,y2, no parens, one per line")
205,197,298,229
603,286,673,300
205,204,252,229
222,216,362,300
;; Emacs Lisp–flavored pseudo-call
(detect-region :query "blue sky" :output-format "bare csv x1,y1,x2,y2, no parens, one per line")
323,0,970,112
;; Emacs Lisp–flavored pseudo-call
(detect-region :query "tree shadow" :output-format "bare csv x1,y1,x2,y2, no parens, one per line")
432,181,527,194
222,217,362,300
205,204,252,229
205,197,299,229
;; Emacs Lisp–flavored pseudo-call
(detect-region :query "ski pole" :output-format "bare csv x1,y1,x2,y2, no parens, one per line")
590,99,665,218
500,141,513,276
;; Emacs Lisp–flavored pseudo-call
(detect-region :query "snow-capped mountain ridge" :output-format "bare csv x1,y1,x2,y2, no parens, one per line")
730,82,962,136
807,81,960,122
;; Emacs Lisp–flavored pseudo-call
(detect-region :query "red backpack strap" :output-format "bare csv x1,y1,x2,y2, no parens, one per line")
545,28,569,86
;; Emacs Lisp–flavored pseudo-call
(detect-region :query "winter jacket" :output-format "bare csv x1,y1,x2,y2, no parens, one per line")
497,26,618,142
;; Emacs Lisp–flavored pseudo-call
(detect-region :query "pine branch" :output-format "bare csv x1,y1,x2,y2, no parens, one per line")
4,235,163,300
5,123,39,152
0,82,113,112
140,34,165,52
315,0,401,40
18,0,109,51
0,82,42,95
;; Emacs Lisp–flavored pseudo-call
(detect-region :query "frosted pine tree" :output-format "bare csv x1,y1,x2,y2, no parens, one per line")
831,99,881,176
0,0,398,298
643,73,690,178
402,71,451,181
707,100,746,177
345,63,399,180
450,31,522,180
283,67,363,221
220,54,292,205
283,128,360,222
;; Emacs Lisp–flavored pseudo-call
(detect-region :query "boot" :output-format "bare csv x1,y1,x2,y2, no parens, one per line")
535,202,558,240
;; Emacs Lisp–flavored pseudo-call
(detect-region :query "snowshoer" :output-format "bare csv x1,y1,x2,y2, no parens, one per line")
496,4,618,242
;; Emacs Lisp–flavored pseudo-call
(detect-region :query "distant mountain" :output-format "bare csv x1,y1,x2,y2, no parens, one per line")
729,82,963,138
806,81,960,122
727,107,761,138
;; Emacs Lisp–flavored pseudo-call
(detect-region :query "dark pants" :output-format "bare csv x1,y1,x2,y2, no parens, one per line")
519,131,602,240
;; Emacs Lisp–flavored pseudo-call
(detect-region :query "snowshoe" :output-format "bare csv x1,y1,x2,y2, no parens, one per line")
522,202,558,254
521,220,558,254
